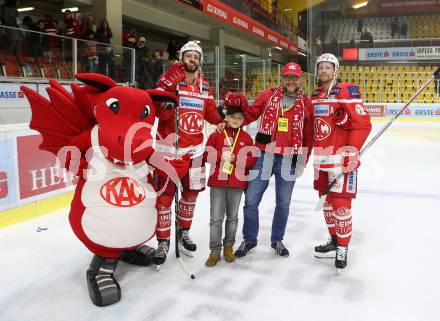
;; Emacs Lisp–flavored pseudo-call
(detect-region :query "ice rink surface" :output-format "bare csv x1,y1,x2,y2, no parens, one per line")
1,121,439,321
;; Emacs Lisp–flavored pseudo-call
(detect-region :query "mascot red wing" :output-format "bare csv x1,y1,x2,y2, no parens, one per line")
21,73,181,307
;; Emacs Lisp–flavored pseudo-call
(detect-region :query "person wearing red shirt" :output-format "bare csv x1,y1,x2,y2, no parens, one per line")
152,41,224,265
203,106,257,267
311,53,372,270
226,62,314,258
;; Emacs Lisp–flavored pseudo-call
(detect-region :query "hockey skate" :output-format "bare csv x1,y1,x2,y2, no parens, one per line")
335,245,348,273
86,255,121,307
153,239,170,270
120,245,156,266
314,236,337,258
178,227,196,257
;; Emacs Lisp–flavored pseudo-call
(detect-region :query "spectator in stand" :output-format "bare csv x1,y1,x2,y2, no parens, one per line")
357,17,364,34
83,30,99,72
80,15,96,39
123,33,137,82
35,19,47,55
136,36,151,89
162,51,174,72
331,37,339,56
136,36,152,89
315,36,322,55
123,27,136,46
391,18,397,38
64,10,80,38
152,48,164,84
1,0,22,57
401,21,408,38
96,19,114,78
395,20,401,37
167,39,178,61
44,14,59,51
22,16,43,59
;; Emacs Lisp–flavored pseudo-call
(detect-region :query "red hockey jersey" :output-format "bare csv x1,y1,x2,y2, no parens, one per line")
155,79,223,157
311,82,372,171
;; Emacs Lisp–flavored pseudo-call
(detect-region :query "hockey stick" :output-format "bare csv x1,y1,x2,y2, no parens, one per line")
315,67,440,211
174,86,196,279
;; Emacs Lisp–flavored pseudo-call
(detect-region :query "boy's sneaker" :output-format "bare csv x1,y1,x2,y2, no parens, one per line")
234,241,257,258
271,241,289,257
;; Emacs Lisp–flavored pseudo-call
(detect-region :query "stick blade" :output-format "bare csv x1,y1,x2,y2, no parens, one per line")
315,194,327,211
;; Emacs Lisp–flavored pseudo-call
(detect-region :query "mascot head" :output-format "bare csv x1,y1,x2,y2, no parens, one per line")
75,73,177,164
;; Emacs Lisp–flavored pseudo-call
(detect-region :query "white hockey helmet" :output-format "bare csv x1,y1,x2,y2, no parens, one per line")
179,40,203,62
315,53,339,80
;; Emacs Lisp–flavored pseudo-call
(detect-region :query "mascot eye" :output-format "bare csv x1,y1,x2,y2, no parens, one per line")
105,98,119,114
140,105,151,119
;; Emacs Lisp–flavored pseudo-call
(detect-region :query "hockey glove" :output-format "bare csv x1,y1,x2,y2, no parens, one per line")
339,145,360,173
224,92,249,111
157,62,186,93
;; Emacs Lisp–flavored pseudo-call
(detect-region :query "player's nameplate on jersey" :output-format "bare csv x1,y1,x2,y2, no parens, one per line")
222,162,234,175
278,118,288,132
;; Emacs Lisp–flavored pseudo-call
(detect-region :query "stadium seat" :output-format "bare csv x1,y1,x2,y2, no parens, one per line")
0,53,22,77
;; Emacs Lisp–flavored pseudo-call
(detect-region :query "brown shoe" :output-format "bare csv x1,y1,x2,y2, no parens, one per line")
205,253,221,267
223,244,235,263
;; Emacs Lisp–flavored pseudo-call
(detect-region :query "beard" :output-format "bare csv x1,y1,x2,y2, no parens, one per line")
283,85,298,96
183,61,199,73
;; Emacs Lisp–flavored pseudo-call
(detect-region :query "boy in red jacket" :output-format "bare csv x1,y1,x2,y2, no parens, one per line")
203,107,257,267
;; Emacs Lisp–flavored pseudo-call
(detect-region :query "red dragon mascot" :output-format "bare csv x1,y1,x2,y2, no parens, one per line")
21,73,184,306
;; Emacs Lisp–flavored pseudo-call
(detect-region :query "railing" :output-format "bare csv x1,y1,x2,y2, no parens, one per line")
0,25,135,84
201,46,315,102
218,0,298,41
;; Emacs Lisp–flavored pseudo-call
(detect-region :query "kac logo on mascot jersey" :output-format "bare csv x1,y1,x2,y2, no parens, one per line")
100,177,146,207
179,112,204,134
314,118,331,141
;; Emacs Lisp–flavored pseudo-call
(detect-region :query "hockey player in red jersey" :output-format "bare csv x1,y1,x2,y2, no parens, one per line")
153,41,224,265
311,53,372,270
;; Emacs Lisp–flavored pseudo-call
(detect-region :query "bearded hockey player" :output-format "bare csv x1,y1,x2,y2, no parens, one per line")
153,41,224,265
311,53,372,271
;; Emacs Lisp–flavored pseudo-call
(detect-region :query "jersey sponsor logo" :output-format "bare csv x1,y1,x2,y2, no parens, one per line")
180,96,204,110
314,104,330,116
355,104,367,116
346,171,357,193
314,118,332,140
347,86,361,98
179,112,204,134
100,177,146,207
329,87,341,96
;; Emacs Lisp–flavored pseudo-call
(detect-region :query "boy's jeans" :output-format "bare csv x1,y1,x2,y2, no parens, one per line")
209,187,243,253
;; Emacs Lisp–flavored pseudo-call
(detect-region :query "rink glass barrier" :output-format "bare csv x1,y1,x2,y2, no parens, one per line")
0,25,135,84
1,29,440,224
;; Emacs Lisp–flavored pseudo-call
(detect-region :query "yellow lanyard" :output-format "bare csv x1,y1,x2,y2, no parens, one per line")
280,104,294,117
223,128,241,153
